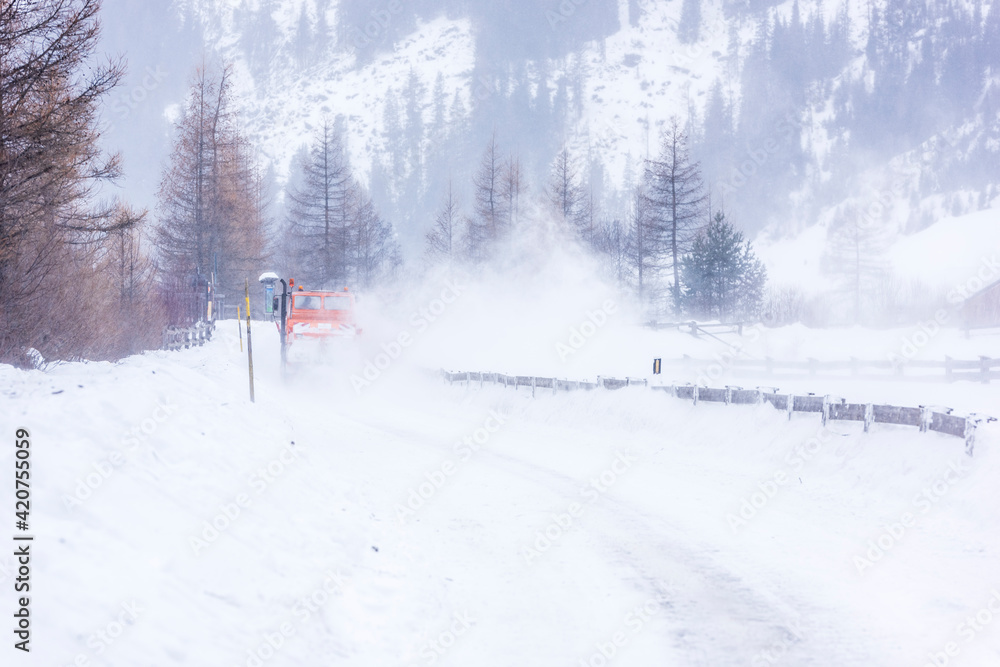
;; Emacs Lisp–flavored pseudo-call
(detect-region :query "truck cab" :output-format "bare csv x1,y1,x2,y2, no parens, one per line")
285,287,360,341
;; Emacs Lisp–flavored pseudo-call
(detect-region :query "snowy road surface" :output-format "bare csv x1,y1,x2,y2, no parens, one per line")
1,323,998,666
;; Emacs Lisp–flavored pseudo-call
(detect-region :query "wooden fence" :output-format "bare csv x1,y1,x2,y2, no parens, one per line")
646,321,745,337
162,321,215,351
442,370,995,455
657,355,1000,384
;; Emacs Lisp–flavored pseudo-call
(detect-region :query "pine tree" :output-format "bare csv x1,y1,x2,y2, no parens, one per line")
315,0,332,58
241,0,279,81
294,5,313,70
403,68,426,175
430,72,448,146
425,179,460,266
681,212,767,321
285,119,354,288
678,0,702,43
502,152,526,230
547,147,586,234
644,119,707,313
628,184,658,304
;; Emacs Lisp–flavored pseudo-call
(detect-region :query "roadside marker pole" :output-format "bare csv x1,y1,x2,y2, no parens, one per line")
245,279,255,403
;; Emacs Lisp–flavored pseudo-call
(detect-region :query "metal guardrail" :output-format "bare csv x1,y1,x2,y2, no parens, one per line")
162,321,215,351
442,370,995,456
657,355,1000,384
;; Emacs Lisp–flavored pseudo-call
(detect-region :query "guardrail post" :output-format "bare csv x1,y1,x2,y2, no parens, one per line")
919,406,931,433
965,418,976,456
787,394,794,421
531,376,536,398
864,403,874,433
822,395,830,425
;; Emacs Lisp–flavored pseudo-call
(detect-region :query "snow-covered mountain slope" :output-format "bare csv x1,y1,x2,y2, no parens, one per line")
98,0,999,289
175,0,477,182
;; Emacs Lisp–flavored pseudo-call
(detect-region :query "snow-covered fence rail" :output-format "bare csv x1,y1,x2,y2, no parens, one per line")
162,321,214,351
656,356,1000,384
646,321,745,337
441,370,994,455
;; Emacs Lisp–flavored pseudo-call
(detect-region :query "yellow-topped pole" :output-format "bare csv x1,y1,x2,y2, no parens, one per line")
245,279,255,403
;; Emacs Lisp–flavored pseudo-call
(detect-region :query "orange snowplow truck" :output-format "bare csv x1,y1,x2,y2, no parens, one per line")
285,282,361,341
273,280,361,368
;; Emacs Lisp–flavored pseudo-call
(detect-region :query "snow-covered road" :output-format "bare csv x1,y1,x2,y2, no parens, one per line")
1,323,998,666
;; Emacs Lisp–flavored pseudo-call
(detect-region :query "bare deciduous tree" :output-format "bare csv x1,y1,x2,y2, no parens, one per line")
644,118,707,313
0,0,136,365
155,64,270,312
